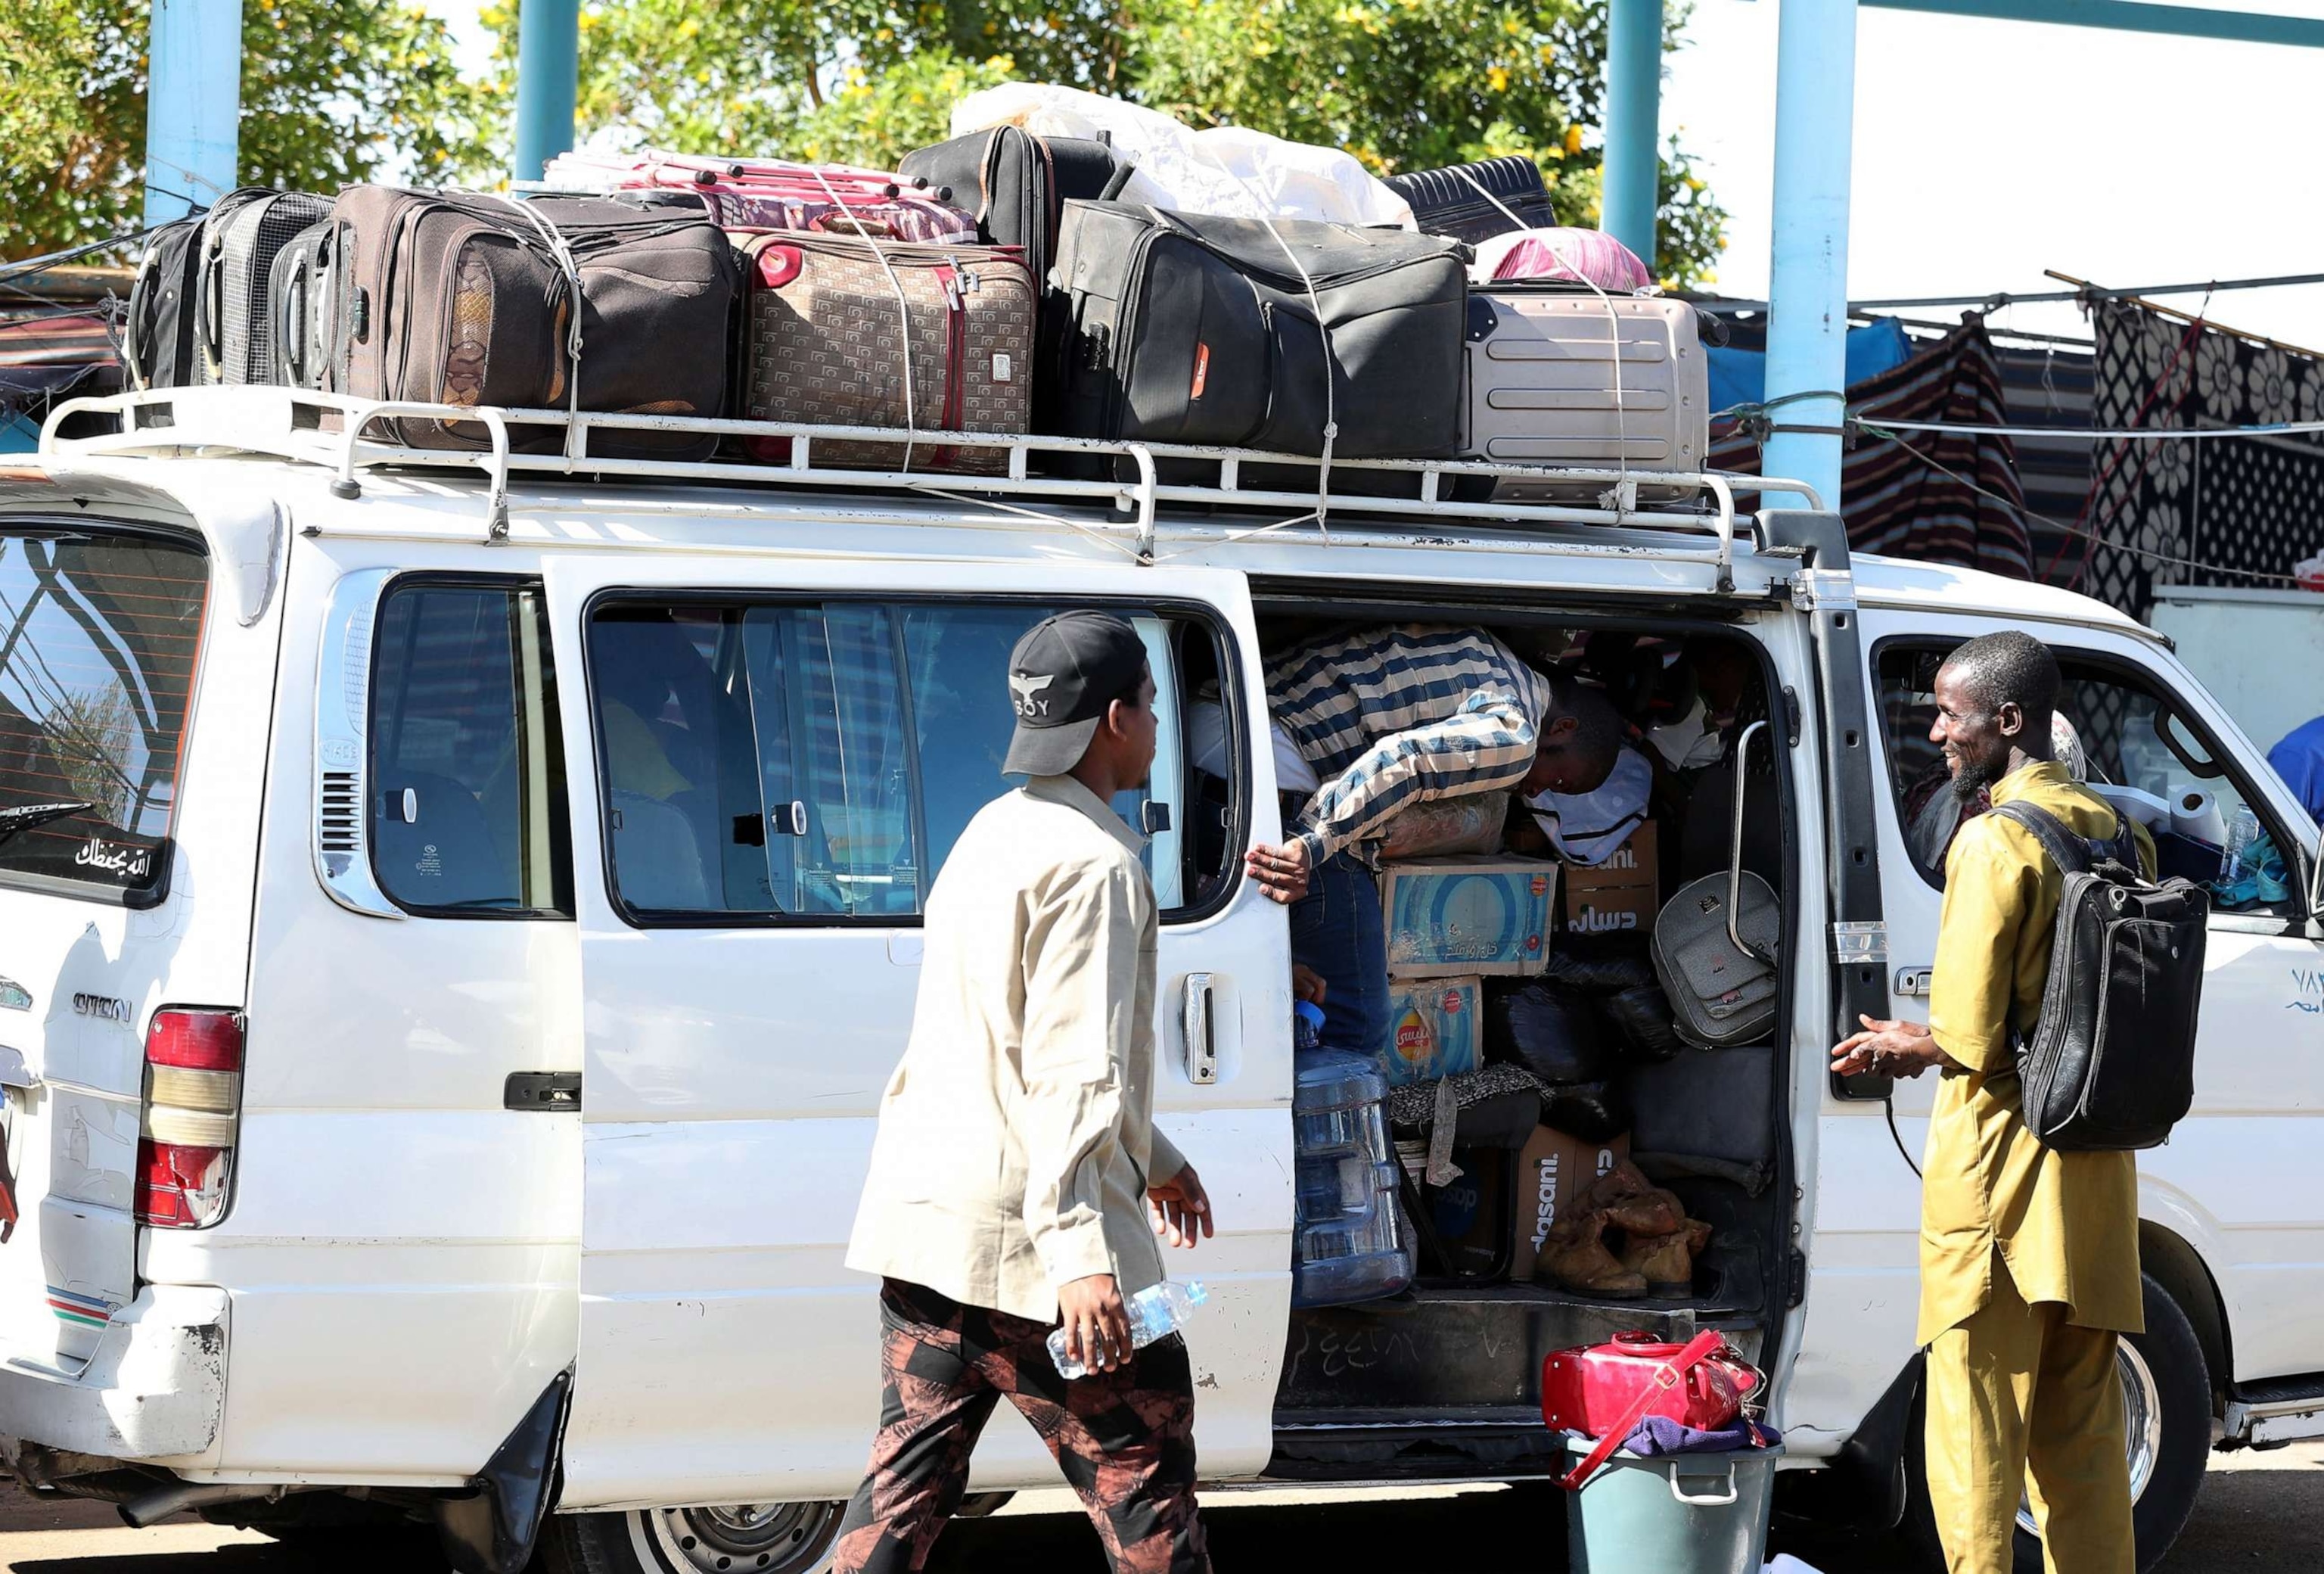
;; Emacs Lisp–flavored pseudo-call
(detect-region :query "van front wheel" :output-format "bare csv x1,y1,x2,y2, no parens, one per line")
542,1501,845,1574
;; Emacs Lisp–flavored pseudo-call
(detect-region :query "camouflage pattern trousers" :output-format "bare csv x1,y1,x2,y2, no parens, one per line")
831,1278,1212,1574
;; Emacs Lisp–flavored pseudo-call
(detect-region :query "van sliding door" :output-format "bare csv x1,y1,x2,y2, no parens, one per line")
537,556,1297,1508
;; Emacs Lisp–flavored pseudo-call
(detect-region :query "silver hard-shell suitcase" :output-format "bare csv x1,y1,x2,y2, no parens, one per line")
1461,290,1708,501
197,189,332,384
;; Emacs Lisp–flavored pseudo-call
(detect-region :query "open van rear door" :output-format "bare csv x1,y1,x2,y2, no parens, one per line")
537,552,1296,1509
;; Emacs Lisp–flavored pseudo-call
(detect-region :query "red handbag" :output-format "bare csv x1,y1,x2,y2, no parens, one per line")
1542,1330,1763,1490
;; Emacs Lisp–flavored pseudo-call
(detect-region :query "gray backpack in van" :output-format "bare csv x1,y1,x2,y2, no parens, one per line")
1651,716,1782,1049
1651,871,1781,1048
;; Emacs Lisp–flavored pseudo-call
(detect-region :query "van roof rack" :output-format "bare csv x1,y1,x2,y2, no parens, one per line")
40,388,1822,590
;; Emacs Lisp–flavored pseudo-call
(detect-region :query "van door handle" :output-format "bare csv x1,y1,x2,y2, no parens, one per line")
1182,973,1218,1085
505,1072,580,1111
1894,966,1934,998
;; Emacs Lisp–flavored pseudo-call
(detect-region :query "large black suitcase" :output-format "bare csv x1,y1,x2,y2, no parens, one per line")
1049,202,1467,471
319,187,740,459
896,126,1129,290
196,189,333,384
1386,156,1556,244
125,212,210,390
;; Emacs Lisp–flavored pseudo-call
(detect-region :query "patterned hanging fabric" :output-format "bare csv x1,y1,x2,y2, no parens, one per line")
1712,316,2033,580
2074,300,2324,620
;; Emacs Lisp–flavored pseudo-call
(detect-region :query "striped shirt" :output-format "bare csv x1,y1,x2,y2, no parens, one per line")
1266,625,1550,863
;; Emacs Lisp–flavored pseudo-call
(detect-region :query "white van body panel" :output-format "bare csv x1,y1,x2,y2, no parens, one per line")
200,527,583,1482
537,553,1296,1507
0,469,282,1470
0,456,2314,1515
1814,575,2324,1399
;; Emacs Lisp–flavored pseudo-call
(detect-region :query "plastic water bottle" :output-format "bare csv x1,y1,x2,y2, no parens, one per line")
2223,804,2261,882
1293,1000,1325,1053
1047,1280,1207,1379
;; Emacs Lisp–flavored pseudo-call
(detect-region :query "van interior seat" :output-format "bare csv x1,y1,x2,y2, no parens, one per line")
374,770,515,908
611,790,710,910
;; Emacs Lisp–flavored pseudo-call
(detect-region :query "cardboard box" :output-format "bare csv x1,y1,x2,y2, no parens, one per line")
1515,1124,1631,1280
1561,820,1660,936
1379,975,1483,1087
1380,857,1558,977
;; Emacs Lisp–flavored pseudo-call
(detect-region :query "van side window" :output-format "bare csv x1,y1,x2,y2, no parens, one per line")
1876,642,2299,916
0,526,205,902
585,599,1235,924
369,581,572,916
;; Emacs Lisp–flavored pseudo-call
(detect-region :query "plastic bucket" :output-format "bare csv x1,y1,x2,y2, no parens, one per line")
1564,1436,1785,1574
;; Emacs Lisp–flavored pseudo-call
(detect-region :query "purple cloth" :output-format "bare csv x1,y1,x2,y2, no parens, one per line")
1621,1413,1779,1457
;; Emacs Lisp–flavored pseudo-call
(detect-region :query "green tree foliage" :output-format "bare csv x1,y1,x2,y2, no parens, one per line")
0,0,489,263
490,0,1725,283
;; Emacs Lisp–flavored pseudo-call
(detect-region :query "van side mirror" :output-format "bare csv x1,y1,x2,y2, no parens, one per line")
2310,821,2324,919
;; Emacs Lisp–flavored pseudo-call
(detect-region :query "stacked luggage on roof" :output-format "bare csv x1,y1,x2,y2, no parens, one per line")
123,88,1710,499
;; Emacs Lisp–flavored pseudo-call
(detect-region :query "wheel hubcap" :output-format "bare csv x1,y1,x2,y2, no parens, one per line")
637,1501,844,1574
2016,1339,2164,1538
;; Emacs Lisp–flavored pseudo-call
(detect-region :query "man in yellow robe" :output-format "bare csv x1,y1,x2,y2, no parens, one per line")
1835,631,2151,1574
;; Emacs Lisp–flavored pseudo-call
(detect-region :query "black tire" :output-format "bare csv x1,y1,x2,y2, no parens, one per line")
540,1502,845,1574
1903,1271,2212,1574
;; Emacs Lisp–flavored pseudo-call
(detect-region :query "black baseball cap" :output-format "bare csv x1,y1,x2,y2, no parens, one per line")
1002,611,1149,777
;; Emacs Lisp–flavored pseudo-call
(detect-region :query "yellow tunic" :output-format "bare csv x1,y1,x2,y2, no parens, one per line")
1918,761,2152,1342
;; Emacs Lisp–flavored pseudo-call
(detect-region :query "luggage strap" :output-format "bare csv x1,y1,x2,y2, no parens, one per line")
1448,165,1634,511
1555,1329,1729,1492
1988,801,2139,878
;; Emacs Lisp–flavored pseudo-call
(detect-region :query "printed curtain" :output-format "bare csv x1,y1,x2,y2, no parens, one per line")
1711,317,2034,579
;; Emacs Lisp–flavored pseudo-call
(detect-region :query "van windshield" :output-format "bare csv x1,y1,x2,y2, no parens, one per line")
0,527,207,899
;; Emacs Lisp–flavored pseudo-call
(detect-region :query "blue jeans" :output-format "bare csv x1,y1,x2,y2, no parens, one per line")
1289,851,1389,1061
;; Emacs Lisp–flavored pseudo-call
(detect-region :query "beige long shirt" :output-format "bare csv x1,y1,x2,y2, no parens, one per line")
1919,760,2152,1342
846,773,1185,1323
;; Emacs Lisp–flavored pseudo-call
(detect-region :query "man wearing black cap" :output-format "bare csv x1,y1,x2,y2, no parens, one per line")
835,611,1216,1574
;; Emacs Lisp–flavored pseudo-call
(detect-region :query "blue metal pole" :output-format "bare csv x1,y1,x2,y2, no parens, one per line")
512,0,582,183
1602,0,1662,270
1762,0,1859,512
143,0,244,226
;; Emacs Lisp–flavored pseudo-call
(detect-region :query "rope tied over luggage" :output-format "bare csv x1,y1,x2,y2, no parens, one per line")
486,195,588,460
1447,165,1636,515
801,166,924,473
1183,149,1340,541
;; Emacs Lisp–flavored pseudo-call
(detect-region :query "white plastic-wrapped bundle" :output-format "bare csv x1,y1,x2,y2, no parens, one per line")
948,82,1415,229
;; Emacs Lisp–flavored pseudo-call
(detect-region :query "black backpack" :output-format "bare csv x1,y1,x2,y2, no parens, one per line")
1990,801,2208,1151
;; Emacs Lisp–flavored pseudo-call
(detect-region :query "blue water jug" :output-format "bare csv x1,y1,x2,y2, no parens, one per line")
1291,1047,1413,1307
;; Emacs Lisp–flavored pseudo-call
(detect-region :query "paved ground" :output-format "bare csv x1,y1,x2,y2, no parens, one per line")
1,1444,2317,1571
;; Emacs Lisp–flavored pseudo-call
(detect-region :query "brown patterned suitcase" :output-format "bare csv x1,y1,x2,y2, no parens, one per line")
733,231,1036,474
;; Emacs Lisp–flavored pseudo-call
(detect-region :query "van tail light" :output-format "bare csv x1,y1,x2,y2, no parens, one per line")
136,1009,243,1229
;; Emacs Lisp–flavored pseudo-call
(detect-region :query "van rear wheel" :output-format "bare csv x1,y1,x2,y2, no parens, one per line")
542,1502,844,1574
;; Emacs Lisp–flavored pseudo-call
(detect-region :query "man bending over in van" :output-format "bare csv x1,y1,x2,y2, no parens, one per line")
1244,624,1623,1054
837,611,1215,1574
1832,631,2153,1574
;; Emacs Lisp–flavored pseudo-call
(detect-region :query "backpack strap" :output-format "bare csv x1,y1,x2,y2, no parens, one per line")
1987,801,2097,876
1555,1329,1729,1492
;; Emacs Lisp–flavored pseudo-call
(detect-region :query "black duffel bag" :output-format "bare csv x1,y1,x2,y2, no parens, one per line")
1048,201,1467,475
